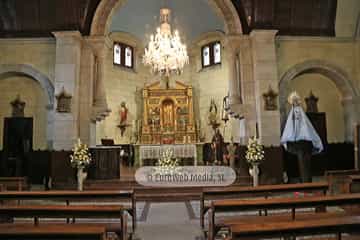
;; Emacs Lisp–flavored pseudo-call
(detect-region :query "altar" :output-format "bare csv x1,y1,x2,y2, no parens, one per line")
138,144,197,166
140,81,197,144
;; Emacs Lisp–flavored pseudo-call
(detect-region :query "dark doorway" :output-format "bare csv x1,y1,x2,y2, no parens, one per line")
2,117,33,177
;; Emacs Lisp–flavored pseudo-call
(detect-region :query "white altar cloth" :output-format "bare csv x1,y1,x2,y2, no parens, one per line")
139,144,197,166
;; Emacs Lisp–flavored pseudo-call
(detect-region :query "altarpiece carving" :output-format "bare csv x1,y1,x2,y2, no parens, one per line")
141,81,196,144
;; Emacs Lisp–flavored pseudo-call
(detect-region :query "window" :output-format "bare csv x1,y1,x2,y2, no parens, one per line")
113,42,134,68
201,41,221,68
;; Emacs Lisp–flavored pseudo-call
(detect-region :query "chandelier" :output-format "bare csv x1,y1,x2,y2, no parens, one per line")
143,8,189,77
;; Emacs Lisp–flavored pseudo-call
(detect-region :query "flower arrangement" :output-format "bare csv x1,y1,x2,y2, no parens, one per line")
70,138,92,169
156,148,179,173
245,136,265,165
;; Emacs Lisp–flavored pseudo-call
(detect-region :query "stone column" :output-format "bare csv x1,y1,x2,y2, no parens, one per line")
225,37,242,106
342,97,360,142
78,41,96,146
87,36,112,121
250,30,281,146
52,31,82,150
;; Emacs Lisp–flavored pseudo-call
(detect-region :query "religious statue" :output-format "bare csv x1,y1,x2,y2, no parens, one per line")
281,91,323,183
118,102,129,137
10,94,25,117
305,91,319,113
226,136,237,169
208,99,220,129
262,86,278,111
211,129,225,165
119,102,128,125
55,87,72,113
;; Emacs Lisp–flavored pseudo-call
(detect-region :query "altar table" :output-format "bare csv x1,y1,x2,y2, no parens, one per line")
137,144,198,166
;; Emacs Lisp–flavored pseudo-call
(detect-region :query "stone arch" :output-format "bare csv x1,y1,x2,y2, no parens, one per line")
0,64,54,107
279,59,360,142
0,64,55,148
90,0,242,36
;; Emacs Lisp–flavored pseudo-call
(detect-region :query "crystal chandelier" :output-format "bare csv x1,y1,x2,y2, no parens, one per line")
143,8,189,77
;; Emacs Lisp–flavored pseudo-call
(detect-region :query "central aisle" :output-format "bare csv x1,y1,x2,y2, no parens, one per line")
136,202,203,240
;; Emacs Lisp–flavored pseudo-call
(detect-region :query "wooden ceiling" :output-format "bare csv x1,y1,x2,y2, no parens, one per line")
0,0,337,38
0,0,101,37
233,0,337,36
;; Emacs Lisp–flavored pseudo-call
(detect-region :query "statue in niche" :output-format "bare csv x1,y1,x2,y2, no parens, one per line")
56,87,72,113
10,94,26,117
262,86,278,111
305,91,319,113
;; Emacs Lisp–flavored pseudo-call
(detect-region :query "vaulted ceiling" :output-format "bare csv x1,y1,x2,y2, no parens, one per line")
0,0,338,38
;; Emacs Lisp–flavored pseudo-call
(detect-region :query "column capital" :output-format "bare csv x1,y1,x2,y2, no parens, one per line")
250,30,278,41
85,35,112,57
52,31,82,44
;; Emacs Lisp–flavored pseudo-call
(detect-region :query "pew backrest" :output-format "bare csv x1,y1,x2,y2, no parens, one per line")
200,182,329,228
0,177,28,191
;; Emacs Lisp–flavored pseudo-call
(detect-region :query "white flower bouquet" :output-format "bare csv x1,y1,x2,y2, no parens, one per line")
156,148,179,174
245,136,265,165
70,139,92,169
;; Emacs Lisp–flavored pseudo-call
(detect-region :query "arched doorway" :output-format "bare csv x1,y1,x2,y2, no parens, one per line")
279,60,359,142
90,0,242,36
279,60,360,176
0,64,55,149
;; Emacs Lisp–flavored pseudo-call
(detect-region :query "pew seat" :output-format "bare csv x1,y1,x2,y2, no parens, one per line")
0,205,128,240
0,223,106,240
228,215,360,240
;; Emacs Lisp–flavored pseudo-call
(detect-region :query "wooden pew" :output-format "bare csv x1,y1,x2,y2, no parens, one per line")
208,193,360,240
0,204,128,240
0,190,137,232
0,223,106,240
0,177,29,191
325,169,360,194
134,186,203,202
345,175,360,193
200,182,329,228
227,215,360,240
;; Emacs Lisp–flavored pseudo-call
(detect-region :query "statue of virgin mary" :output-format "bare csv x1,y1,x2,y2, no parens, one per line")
280,92,323,182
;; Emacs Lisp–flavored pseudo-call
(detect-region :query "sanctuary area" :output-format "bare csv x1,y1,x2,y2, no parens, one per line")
1,0,360,240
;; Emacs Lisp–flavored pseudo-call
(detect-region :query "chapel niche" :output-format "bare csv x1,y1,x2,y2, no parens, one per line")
141,81,196,144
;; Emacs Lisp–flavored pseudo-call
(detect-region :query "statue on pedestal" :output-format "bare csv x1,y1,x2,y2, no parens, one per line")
281,92,323,183
226,136,237,169
118,102,129,137
211,129,224,165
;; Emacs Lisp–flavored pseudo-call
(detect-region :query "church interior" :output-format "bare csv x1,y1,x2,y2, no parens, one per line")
1,0,360,239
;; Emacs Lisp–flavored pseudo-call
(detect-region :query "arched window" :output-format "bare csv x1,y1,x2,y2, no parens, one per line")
201,41,221,68
113,42,134,68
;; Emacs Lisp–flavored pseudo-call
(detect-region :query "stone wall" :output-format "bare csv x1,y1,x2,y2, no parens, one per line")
0,38,55,150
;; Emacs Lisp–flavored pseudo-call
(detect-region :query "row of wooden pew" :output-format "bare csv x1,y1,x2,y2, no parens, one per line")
201,172,360,240
0,190,134,240
1,174,360,239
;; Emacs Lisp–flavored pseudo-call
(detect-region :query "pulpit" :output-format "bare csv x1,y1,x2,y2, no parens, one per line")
141,81,197,144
